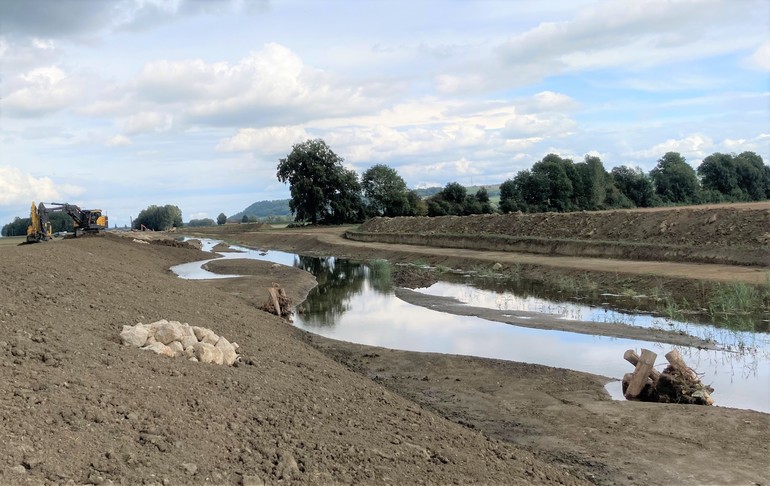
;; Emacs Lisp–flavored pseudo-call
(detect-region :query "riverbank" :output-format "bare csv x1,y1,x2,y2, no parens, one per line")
1,234,591,485
3,231,767,484
184,227,770,485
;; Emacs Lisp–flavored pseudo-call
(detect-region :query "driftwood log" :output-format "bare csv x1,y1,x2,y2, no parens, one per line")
260,283,293,319
622,348,714,406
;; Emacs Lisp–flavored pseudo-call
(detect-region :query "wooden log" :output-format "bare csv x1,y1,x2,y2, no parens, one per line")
268,287,282,317
624,349,661,380
664,349,697,380
624,348,657,399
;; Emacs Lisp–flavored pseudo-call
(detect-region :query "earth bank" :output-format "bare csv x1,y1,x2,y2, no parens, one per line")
3,200,769,485
0,234,589,485
185,209,769,485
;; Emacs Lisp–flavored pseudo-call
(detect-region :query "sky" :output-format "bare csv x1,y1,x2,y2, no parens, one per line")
1,0,768,228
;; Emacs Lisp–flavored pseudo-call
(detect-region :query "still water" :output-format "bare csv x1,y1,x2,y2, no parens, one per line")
172,240,770,413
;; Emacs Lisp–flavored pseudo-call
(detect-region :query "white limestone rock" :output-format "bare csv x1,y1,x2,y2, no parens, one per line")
215,337,238,366
120,325,149,347
192,342,223,365
180,335,198,349
201,331,220,346
122,321,239,365
153,321,185,345
142,342,175,358
191,326,208,341
168,341,184,357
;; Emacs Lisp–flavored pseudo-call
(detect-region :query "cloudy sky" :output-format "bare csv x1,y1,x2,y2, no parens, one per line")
1,0,768,227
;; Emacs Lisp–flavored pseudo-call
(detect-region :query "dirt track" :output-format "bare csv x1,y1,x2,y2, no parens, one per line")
2,202,769,485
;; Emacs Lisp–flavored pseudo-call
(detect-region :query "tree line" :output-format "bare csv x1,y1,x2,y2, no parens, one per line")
499,151,769,213
277,139,769,224
1,212,75,237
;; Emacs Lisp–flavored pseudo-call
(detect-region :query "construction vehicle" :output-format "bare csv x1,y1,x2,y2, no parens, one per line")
26,202,108,243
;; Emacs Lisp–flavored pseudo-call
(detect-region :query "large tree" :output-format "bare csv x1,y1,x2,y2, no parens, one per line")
133,204,182,231
277,139,363,225
611,165,656,207
698,152,738,197
361,164,411,217
650,152,700,204
216,213,227,225
733,151,768,201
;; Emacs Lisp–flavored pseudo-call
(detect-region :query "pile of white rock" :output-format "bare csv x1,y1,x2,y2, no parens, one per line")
120,319,239,366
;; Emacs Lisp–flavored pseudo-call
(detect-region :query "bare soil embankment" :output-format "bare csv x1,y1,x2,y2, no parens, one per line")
0,234,589,485
348,202,770,267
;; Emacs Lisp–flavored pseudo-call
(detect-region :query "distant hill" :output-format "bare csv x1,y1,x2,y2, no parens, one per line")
413,184,501,198
230,199,292,221
233,184,502,221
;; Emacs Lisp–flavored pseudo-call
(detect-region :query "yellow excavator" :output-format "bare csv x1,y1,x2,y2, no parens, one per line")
26,202,108,243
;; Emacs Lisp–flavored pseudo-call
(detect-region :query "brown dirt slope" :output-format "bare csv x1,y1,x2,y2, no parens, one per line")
349,202,770,267
0,234,588,485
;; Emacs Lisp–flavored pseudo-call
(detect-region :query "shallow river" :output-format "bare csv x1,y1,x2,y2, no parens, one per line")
172,239,770,413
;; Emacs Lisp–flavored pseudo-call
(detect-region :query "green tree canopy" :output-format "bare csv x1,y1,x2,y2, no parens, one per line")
611,165,656,207
216,213,227,225
733,151,768,200
133,204,182,231
361,164,411,217
277,139,363,225
187,218,215,227
650,152,700,204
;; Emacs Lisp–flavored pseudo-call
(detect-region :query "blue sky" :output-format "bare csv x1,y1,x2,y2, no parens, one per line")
1,0,768,227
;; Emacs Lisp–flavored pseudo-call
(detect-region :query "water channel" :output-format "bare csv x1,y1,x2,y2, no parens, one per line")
172,239,770,413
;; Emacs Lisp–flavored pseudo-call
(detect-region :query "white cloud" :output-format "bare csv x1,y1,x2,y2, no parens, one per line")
217,126,311,153
722,133,770,154
133,43,385,127
502,112,578,138
106,135,132,147
748,41,770,71
485,0,768,91
3,65,82,116
0,167,84,206
124,112,173,135
629,134,714,161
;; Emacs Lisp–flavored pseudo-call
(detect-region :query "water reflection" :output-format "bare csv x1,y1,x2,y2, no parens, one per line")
173,239,770,413
294,257,393,327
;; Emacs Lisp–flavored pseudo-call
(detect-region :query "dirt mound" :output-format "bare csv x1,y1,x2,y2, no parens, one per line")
0,235,587,485
392,265,440,289
350,203,770,266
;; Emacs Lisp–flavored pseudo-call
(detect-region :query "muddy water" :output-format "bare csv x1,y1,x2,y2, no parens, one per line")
172,240,770,413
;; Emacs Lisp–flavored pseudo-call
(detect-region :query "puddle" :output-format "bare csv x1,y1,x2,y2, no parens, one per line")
416,281,768,354
171,239,770,413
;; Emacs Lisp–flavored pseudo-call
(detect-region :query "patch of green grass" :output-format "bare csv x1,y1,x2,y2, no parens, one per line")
661,297,686,322
706,281,767,332
550,274,599,296
709,282,761,315
620,288,639,298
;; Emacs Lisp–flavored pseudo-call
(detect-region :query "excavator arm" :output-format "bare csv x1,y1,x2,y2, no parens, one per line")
26,202,53,243
25,202,108,243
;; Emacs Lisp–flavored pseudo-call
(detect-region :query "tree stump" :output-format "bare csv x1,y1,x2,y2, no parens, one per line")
622,348,714,406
